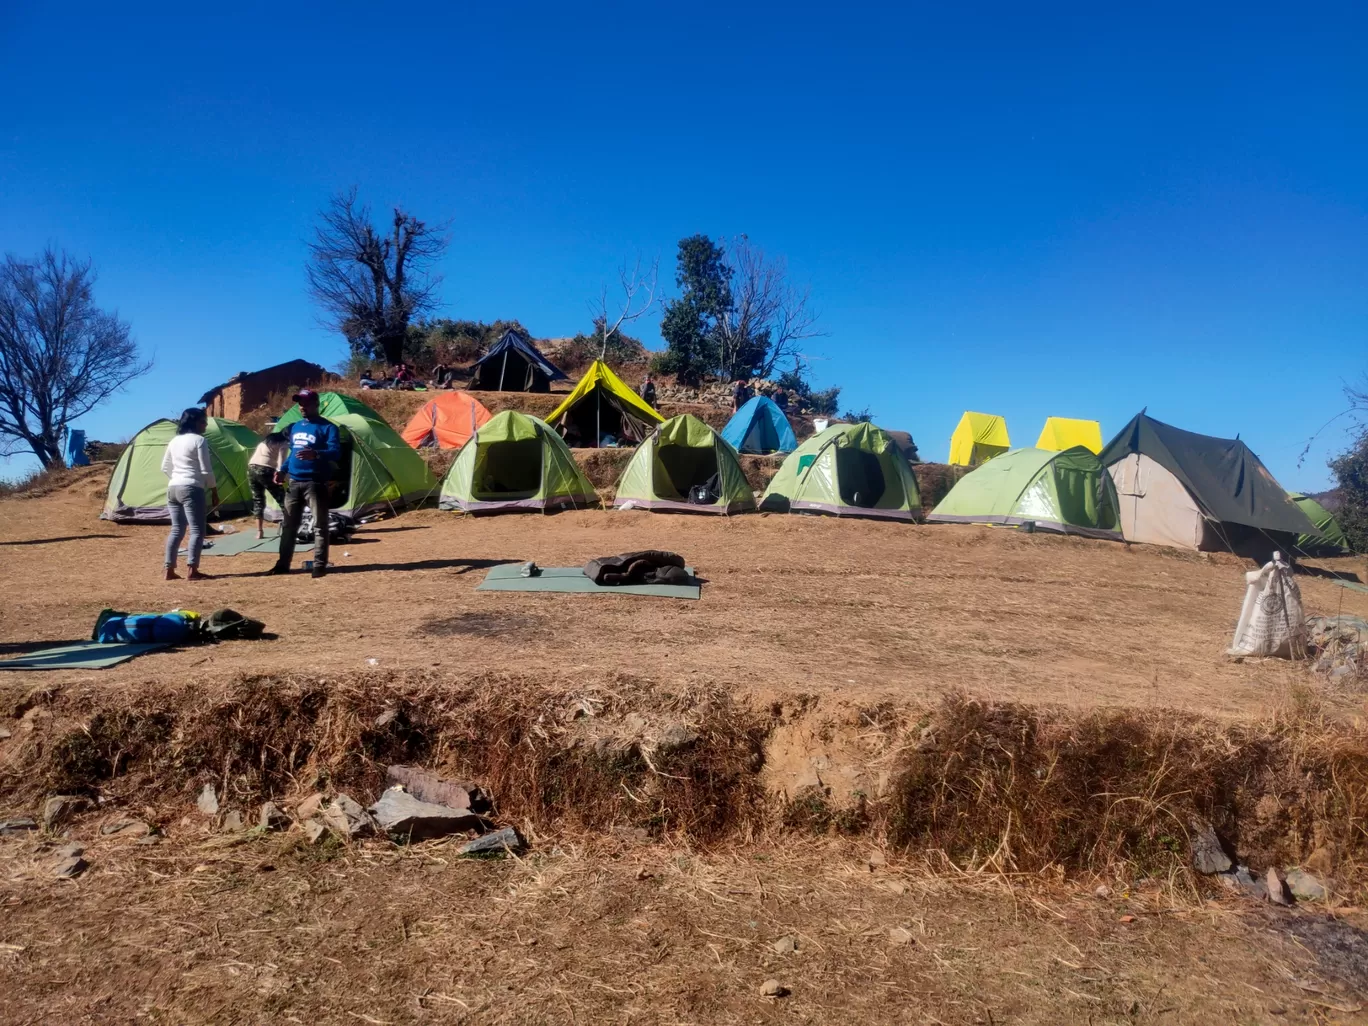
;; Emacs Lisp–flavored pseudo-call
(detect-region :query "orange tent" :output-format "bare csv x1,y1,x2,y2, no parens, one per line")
401,391,494,450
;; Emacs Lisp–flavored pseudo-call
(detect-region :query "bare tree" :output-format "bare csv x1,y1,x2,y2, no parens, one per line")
0,249,148,468
713,236,823,380
590,255,658,360
306,188,448,366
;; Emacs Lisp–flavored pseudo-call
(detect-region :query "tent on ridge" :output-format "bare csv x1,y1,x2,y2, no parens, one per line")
928,446,1122,539
102,417,260,523
271,392,436,521
401,391,493,450
720,396,797,455
468,329,567,392
949,412,1010,466
1100,411,1321,558
760,422,921,520
546,360,663,447
1036,417,1103,454
613,415,755,514
1289,493,1354,556
439,410,597,513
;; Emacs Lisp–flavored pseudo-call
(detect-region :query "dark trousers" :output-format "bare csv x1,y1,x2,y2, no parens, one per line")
278,479,331,568
249,465,284,519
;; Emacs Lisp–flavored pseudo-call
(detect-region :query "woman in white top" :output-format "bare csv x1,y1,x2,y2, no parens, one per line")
160,407,219,581
248,431,289,539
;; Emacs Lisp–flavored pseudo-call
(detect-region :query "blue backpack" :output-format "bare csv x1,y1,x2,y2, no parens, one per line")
93,609,197,644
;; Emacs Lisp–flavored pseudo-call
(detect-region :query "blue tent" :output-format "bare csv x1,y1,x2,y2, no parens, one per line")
469,329,568,393
721,396,797,455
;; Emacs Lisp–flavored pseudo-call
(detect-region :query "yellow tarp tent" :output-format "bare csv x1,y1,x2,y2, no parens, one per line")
546,360,663,447
948,412,1010,466
1036,417,1103,454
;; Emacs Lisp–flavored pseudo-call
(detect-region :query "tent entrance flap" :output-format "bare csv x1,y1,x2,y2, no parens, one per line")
836,448,888,507
654,444,719,500
473,439,542,500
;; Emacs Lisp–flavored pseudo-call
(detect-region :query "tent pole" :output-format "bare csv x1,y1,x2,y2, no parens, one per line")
499,351,508,391
596,390,601,448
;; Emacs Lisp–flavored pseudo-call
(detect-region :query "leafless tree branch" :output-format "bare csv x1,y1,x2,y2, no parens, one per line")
0,248,149,468
712,236,824,380
592,255,658,359
306,187,449,365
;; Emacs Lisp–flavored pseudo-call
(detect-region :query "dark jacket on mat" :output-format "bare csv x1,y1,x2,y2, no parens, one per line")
584,551,690,586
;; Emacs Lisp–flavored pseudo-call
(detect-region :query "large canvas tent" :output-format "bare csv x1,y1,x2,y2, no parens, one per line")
401,391,493,450
949,412,1010,466
102,417,259,523
1100,412,1320,557
1036,417,1103,454
271,392,436,521
1290,493,1354,556
928,446,1122,539
613,415,756,514
468,329,567,392
720,396,797,455
760,423,921,520
439,410,597,513
546,360,663,447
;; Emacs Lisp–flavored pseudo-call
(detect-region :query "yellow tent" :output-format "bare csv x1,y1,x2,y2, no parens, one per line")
546,360,663,447
1036,417,1103,454
948,412,1010,466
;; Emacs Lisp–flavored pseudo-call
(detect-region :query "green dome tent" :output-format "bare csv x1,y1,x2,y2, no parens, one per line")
271,392,436,521
613,414,755,514
102,416,260,523
1290,493,1353,556
439,410,598,513
760,422,921,520
927,446,1123,539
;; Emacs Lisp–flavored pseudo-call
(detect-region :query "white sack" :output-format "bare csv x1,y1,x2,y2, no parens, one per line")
1228,552,1305,658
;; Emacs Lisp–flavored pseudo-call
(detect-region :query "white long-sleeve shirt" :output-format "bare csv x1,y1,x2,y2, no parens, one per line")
161,433,218,489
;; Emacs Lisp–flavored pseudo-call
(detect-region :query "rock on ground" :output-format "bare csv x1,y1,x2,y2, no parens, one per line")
321,794,375,840
369,787,490,842
457,826,524,856
1285,868,1327,902
196,784,219,816
386,765,491,814
42,796,91,832
1189,821,1232,875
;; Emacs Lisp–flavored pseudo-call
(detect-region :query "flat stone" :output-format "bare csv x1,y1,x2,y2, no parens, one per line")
369,787,490,842
867,851,887,871
0,727,12,740
301,820,327,845
1286,868,1326,902
135,835,162,846
1094,884,1112,898
52,842,84,859
99,818,150,838
1190,821,1232,875
196,784,219,816
258,802,290,832
0,818,37,835
372,708,401,730
42,795,91,832
457,826,524,856
54,855,88,879
294,794,326,821
760,979,789,998
772,935,797,955
889,927,915,946
1266,868,1292,906
1218,866,1268,900
220,810,244,833
657,723,698,750
321,794,375,840
385,766,490,814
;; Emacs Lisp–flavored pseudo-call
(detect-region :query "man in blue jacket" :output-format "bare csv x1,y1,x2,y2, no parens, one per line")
269,389,342,579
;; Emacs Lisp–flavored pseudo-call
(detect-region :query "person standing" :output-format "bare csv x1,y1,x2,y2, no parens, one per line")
161,407,218,582
640,374,657,407
269,390,342,579
247,430,288,539
732,377,751,412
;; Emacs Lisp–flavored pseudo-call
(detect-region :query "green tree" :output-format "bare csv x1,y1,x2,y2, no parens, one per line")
657,235,730,384
1330,425,1368,552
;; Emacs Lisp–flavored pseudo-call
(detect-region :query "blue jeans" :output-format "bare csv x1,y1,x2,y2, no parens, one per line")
165,484,207,568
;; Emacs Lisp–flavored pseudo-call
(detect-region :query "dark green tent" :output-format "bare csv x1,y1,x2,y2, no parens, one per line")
1100,412,1320,558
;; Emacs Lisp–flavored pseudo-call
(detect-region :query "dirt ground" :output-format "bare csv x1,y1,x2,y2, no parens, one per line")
4,828,1368,1026
1,471,1364,723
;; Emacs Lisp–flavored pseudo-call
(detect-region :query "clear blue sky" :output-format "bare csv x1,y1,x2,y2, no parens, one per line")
2,2,1364,488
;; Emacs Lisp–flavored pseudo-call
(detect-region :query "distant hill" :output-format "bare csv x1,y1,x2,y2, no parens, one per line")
1309,488,1342,512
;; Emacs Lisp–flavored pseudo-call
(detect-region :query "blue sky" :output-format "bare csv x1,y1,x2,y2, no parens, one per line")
2,1,1364,488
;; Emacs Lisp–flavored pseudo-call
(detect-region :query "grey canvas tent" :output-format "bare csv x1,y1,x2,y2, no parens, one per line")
1100,412,1321,558
468,329,567,392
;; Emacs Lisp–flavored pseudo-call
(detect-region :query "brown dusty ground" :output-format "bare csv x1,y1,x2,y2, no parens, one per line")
1,471,1365,724
4,829,1368,1026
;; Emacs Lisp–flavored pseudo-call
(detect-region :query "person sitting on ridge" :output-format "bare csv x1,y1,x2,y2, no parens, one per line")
640,374,657,407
